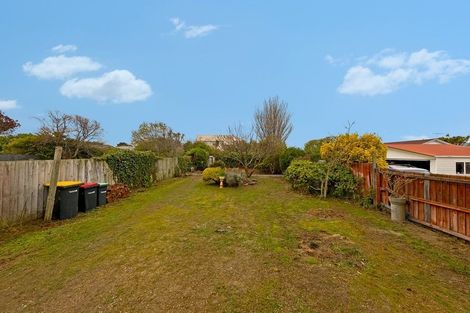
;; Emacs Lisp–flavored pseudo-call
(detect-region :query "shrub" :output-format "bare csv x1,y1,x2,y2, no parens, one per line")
285,160,359,198
183,141,213,154
104,150,157,188
3,133,56,159
219,151,240,168
186,147,209,170
225,172,242,187
279,147,305,172
202,167,225,184
176,156,191,176
284,160,325,193
209,159,225,168
329,165,360,198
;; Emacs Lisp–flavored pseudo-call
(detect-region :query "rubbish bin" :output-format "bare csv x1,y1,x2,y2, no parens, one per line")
79,182,98,212
97,183,108,206
44,181,82,220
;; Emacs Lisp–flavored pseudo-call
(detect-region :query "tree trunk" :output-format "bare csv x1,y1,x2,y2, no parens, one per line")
322,167,330,198
245,167,255,178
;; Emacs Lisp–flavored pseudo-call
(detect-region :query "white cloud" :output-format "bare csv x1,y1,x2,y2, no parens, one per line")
170,17,219,38
60,70,152,103
0,99,19,110
23,55,102,80
337,49,470,96
325,54,345,65
184,24,218,38
51,44,78,53
170,17,186,31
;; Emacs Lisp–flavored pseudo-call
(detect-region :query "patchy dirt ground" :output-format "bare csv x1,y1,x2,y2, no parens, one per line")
0,176,469,312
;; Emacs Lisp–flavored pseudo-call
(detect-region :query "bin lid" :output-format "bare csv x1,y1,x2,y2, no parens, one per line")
98,182,108,187
44,181,82,188
80,182,98,189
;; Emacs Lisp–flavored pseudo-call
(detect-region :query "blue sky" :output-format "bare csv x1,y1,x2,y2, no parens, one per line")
1,1,470,147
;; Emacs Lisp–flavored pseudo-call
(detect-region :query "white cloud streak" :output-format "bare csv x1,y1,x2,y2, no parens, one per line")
337,49,470,96
51,44,78,53
23,55,102,80
60,70,152,103
170,17,219,38
324,54,346,66
0,99,19,110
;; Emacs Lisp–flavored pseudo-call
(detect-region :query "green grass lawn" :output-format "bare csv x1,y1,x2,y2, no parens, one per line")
0,176,469,313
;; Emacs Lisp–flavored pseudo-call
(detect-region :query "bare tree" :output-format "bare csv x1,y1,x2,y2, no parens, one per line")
37,111,73,146
69,115,103,158
344,120,356,134
37,111,102,158
254,96,293,143
223,123,265,178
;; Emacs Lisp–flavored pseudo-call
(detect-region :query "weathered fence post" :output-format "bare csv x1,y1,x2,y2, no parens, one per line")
423,173,431,223
44,147,62,221
371,162,377,206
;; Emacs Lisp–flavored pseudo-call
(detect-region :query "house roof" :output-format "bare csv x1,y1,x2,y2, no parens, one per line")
386,138,450,145
196,135,236,142
386,143,470,157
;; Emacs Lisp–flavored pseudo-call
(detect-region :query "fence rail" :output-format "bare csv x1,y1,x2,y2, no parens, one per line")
351,163,470,241
0,157,178,224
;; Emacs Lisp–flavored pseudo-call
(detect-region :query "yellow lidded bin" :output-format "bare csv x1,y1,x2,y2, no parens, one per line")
43,181,83,219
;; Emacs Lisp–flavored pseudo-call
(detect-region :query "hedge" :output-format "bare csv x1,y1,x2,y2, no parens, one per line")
104,150,157,188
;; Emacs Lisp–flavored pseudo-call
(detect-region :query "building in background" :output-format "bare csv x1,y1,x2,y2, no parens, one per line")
386,141,470,175
196,135,237,150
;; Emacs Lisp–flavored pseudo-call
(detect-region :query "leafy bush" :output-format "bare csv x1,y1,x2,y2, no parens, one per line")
219,151,240,168
176,156,191,176
304,137,333,162
0,135,12,153
358,186,376,208
284,160,325,193
104,150,157,188
209,159,225,168
186,147,209,170
329,165,359,198
285,160,359,198
279,147,305,172
183,141,213,154
3,133,55,159
225,172,242,187
202,167,225,184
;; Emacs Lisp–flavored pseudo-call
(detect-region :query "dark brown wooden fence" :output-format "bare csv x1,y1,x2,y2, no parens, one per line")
351,163,470,241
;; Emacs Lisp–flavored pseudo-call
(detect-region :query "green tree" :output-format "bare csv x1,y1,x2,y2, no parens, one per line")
304,137,333,162
185,147,209,170
439,135,470,145
279,147,305,172
183,141,213,154
132,122,184,156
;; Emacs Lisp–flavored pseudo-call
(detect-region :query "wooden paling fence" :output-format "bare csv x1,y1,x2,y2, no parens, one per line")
351,163,470,241
0,157,178,224
154,157,178,181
